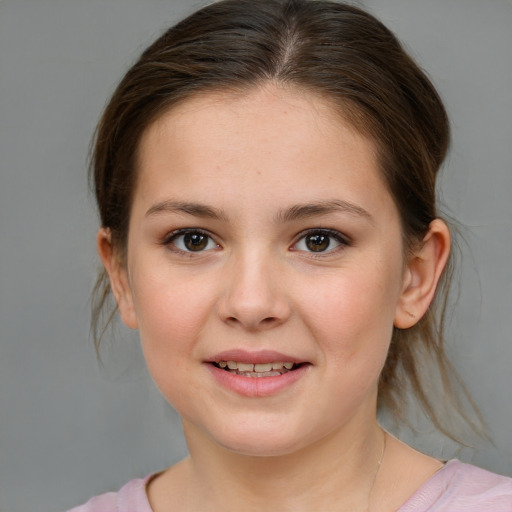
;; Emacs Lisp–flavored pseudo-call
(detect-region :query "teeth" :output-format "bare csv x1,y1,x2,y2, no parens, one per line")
254,363,272,372
217,361,296,373
244,371,282,377
237,362,255,372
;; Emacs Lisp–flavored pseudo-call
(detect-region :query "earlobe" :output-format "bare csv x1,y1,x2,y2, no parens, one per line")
394,219,451,329
96,228,138,330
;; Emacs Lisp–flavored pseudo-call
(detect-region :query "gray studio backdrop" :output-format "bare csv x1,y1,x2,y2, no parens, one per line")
0,1,511,511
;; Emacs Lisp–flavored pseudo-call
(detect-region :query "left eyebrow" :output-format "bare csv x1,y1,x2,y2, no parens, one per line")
274,200,373,224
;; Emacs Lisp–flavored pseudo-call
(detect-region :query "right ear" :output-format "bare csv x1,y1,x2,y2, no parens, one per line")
96,228,138,330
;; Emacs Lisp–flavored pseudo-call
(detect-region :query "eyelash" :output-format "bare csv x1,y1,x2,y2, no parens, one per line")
292,228,351,257
162,228,220,255
161,228,351,256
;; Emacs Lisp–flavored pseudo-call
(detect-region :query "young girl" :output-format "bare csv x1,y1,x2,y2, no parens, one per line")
71,0,512,510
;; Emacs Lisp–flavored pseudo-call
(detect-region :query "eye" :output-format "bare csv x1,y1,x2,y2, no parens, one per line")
292,229,348,254
165,229,219,253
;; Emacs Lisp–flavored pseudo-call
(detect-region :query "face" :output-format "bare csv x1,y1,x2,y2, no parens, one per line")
107,86,414,456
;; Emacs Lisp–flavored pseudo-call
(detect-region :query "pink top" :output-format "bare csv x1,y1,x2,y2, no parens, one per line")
68,460,512,512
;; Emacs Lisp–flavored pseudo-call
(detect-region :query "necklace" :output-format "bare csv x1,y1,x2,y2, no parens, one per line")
365,429,387,512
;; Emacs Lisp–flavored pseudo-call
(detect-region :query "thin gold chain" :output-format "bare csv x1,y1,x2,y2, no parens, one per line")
366,429,387,512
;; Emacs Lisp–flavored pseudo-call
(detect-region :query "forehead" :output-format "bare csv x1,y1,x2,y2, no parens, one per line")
134,85,392,218
138,84,377,161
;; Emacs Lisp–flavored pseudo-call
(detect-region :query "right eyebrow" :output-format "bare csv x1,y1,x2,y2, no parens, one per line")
145,200,229,222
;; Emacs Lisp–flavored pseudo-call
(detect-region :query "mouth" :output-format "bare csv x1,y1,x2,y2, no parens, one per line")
212,360,303,378
206,352,310,396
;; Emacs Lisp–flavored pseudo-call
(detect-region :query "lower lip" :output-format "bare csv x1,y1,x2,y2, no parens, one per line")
206,363,309,397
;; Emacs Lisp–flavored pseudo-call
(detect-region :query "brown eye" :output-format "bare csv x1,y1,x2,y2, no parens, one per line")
292,229,347,254
305,234,330,252
168,230,218,253
183,232,209,251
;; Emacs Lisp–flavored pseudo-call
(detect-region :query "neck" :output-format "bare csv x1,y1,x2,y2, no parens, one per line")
179,418,385,512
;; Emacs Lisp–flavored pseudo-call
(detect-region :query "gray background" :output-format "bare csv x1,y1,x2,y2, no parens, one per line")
0,1,511,511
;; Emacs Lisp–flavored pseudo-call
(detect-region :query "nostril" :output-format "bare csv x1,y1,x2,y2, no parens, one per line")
224,315,280,330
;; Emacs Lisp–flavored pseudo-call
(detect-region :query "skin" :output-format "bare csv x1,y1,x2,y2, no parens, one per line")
99,85,450,512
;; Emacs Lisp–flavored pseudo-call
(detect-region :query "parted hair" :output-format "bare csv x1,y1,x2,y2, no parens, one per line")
91,0,478,440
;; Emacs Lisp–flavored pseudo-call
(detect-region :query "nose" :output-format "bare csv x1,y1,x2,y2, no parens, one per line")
217,251,291,331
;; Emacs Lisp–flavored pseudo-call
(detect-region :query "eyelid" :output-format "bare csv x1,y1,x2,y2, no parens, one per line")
291,228,351,254
162,228,220,253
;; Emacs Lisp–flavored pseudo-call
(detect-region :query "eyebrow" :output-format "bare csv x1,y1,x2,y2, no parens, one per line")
274,200,373,224
145,199,372,223
145,200,229,221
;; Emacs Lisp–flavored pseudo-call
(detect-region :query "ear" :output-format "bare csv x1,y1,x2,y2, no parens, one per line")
96,228,138,330
394,219,451,329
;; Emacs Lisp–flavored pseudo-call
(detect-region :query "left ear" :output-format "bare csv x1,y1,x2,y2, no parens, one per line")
394,219,451,329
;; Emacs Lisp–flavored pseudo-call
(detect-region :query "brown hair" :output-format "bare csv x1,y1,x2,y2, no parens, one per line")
91,0,479,439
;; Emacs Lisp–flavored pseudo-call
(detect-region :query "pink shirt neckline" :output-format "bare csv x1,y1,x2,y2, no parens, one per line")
72,459,511,511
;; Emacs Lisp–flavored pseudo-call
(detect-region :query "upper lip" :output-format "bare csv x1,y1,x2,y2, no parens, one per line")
206,349,307,365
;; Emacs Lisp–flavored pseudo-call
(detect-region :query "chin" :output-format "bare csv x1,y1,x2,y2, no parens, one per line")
219,437,305,458
203,417,326,458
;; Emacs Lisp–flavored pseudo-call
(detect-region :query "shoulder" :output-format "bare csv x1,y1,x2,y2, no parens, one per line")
67,475,153,512
399,459,512,511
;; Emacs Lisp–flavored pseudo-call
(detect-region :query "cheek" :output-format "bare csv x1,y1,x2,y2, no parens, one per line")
299,262,401,359
129,270,221,412
130,269,216,367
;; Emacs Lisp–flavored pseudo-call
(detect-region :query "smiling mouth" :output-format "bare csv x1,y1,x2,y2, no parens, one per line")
212,360,302,378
